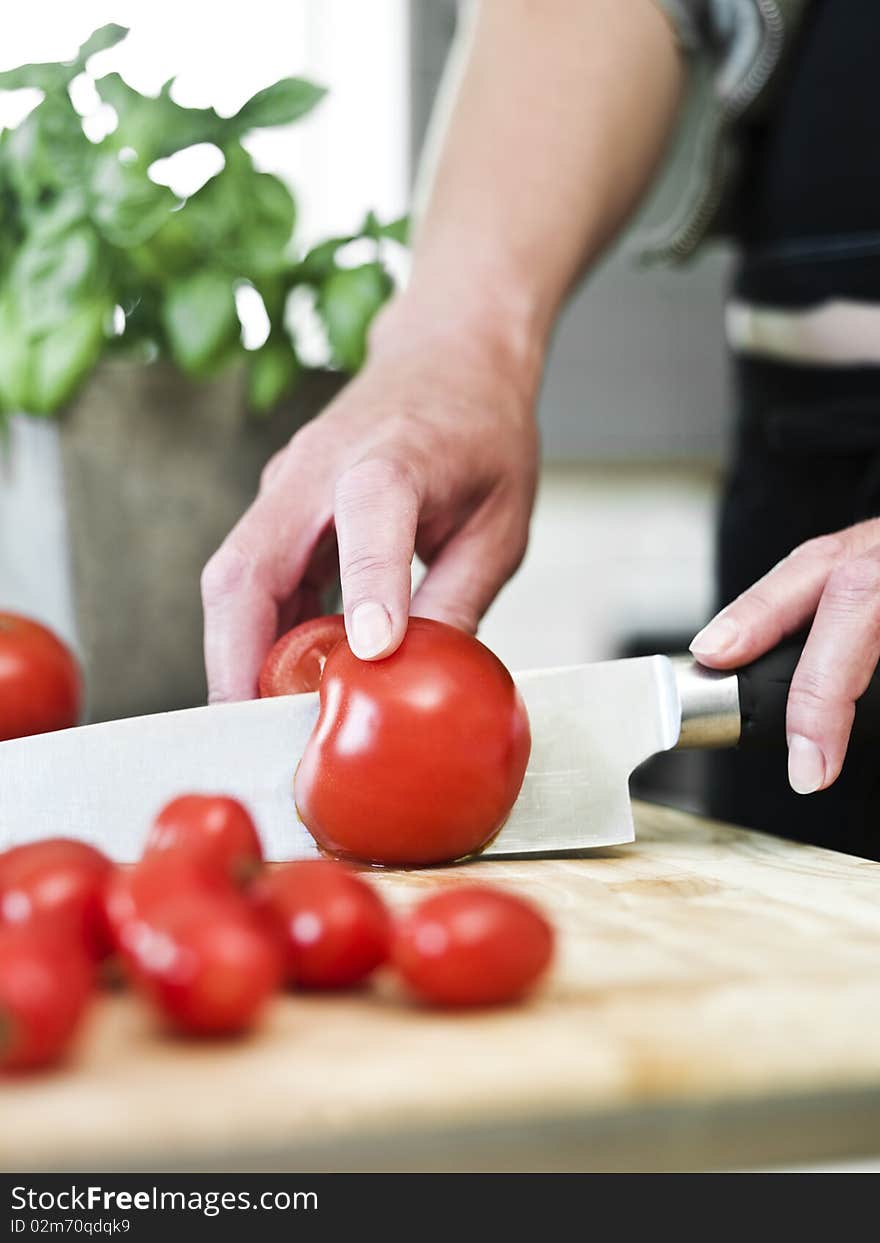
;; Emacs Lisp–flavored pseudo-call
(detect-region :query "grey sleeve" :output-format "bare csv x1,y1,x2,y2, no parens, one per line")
654,1,777,97
653,0,708,51
653,1,765,66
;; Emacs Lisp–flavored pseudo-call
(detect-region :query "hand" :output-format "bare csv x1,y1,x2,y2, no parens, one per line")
201,302,540,703
690,520,880,795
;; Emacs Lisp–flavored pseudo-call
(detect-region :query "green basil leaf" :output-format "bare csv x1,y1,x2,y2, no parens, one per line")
0,190,108,414
113,285,163,350
253,275,288,323
8,205,104,337
0,24,128,92
379,215,409,244
298,214,405,286
95,72,228,162
74,24,129,70
298,235,352,284
93,71,144,117
318,263,392,373
359,209,380,239
0,185,19,273
15,228,101,334
27,298,110,414
233,77,326,131
161,269,239,375
5,96,91,205
248,338,300,413
89,151,179,247
219,169,296,276
0,62,70,92
150,148,295,279
0,287,32,410
356,211,408,245
0,283,109,415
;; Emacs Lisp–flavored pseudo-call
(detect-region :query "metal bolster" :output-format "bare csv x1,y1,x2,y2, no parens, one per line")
671,656,741,750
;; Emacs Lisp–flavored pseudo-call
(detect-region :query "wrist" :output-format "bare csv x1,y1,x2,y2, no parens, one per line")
370,261,547,399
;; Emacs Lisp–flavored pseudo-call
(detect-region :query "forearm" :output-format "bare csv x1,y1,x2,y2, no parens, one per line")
378,0,684,376
201,1,686,696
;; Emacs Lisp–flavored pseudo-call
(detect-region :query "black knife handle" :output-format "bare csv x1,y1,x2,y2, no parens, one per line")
737,639,880,750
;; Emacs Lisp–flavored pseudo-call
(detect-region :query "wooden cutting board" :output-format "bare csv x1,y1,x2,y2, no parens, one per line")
5,800,880,1173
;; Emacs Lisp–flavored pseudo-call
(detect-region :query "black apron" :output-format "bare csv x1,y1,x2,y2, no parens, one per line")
709,0,880,858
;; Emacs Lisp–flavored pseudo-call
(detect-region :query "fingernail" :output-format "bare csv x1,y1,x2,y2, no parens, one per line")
690,616,740,659
350,601,392,659
788,734,825,795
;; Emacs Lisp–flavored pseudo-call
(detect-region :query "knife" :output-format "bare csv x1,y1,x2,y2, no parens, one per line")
0,643,876,861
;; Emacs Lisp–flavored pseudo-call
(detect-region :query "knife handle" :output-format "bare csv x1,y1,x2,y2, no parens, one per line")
673,641,880,750
736,640,880,750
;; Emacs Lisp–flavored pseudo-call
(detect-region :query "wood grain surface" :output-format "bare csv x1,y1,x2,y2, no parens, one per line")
4,800,880,1173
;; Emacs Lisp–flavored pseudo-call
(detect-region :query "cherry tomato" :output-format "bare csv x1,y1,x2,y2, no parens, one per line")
294,617,531,867
259,615,347,696
0,613,82,741
103,853,232,952
144,794,263,887
122,893,281,1036
393,886,554,1007
0,929,93,1071
0,839,114,962
253,860,391,989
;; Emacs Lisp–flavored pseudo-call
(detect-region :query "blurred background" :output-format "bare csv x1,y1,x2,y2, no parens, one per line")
0,0,732,808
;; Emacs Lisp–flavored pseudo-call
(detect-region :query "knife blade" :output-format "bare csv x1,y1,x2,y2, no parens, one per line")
0,654,720,860
3,642,872,861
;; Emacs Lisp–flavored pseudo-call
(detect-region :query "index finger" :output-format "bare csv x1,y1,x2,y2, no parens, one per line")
334,456,420,659
689,534,845,667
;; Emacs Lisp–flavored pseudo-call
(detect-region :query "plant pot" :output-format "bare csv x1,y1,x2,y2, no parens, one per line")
59,359,345,723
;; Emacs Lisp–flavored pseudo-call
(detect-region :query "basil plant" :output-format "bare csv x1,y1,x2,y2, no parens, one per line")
0,24,405,426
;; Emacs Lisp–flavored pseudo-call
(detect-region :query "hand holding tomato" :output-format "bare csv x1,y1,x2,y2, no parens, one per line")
201,306,539,703
294,617,531,866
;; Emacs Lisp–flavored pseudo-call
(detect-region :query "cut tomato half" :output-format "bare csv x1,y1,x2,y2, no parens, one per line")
259,615,347,697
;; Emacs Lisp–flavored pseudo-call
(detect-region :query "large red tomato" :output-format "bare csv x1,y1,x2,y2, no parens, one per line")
0,613,82,741
294,617,531,867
